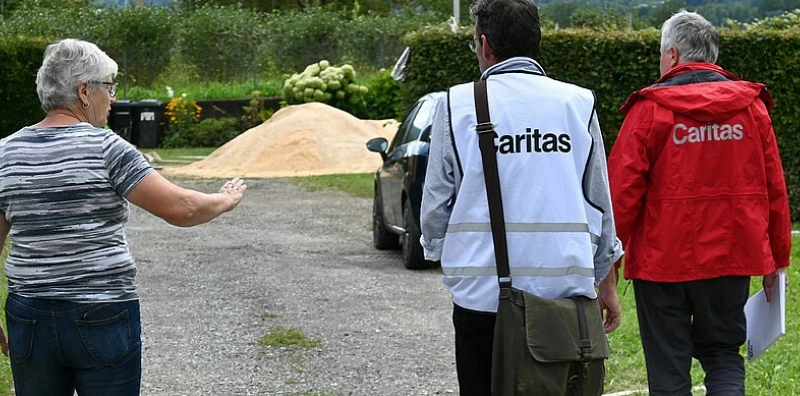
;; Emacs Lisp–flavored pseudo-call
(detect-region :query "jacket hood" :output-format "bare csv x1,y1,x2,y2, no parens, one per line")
620,63,774,122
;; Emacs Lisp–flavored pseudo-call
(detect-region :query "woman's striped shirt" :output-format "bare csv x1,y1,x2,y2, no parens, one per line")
0,123,154,302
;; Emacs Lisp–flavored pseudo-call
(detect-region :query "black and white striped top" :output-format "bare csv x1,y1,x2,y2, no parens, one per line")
0,123,154,302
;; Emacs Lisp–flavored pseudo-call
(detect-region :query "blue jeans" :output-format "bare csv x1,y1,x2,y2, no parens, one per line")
5,294,142,396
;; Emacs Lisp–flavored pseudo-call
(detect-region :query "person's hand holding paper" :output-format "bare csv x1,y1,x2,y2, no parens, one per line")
746,268,787,362
763,267,789,302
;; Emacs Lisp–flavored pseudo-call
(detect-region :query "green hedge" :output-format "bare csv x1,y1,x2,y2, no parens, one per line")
177,6,266,82
97,6,177,87
0,37,47,138
0,5,438,86
402,25,800,220
0,6,175,87
400,25,479,113
261,8,440,75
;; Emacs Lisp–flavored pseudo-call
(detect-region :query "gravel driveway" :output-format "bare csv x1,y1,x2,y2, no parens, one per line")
127,177,459,396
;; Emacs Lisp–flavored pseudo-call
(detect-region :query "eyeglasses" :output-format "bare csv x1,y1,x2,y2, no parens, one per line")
468,39,477,54
89,81,119,98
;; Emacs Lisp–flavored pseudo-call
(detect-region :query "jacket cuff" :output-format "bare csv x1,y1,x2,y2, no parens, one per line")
593,256,617,284
421,235,444,261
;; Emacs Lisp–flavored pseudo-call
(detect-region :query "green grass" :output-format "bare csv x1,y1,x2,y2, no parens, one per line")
142,147,217,161
262,312,279,319
0,241,12,396
138,147,217,165
119,79,285,101
287,173,374,199
604,238,800,395
258,327,321,349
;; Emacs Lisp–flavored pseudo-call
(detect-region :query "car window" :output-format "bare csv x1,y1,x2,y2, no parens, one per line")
403,98,434,144
389,102,421,152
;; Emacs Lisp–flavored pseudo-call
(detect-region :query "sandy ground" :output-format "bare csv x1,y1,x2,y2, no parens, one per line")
165,103,399,179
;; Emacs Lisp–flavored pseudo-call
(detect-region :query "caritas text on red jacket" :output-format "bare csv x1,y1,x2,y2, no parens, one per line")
608,62,791,282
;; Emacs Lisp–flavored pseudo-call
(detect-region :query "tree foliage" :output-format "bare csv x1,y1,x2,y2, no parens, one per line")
0,37,48,138
7,0,800,30
174,0,456,16
735,8,800,29
538,0,796,28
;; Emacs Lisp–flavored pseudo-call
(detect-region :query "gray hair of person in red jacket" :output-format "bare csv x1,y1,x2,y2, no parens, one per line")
659,10,719,76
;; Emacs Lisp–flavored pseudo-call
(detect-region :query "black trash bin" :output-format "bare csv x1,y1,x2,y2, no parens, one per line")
133,100,165,149
109,100,137,143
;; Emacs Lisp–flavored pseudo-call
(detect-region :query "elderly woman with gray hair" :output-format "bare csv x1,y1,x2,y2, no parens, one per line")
0,38,247,395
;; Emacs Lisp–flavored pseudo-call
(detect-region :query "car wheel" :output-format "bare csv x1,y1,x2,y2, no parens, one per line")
373,190,399,250
402,200,429,270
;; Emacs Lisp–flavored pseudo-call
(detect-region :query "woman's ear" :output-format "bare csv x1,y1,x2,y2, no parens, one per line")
77,82,90,107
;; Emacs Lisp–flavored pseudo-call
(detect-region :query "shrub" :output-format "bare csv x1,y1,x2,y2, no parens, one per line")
94,6,177,87
0,6,99,40
282,61,369,112
162,115,242,148
339,10,440,70
162,96,202,148
262,7,439,74
0,37,48,138
187,117,243,147
400,24,479,112
176,6,267,82
240,90,274,131
262,7,347,74
360,70,402,120
0,5,174,88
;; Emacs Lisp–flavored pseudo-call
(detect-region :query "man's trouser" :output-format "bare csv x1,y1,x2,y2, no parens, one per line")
453,303,495,396
634,276,750,396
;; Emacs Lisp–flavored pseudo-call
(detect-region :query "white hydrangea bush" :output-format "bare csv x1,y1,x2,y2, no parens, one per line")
283,60,369,107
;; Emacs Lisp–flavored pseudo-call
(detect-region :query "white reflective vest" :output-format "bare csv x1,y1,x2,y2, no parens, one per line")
442,72,602,313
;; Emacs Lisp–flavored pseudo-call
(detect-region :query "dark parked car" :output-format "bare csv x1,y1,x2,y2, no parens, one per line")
366,92,445,269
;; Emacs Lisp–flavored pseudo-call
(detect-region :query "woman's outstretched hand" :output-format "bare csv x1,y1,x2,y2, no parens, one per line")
218,178,247,211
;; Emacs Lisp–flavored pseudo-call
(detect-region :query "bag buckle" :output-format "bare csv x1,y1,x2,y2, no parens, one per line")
580,339,592,377
498,276,512,288
580,340,592,351
498,276,512,298
476,122,494,134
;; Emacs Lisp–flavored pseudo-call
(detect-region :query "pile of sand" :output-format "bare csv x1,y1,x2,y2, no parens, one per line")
165,103,399,178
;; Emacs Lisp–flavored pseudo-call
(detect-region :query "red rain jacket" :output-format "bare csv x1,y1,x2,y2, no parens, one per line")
609,63,791,282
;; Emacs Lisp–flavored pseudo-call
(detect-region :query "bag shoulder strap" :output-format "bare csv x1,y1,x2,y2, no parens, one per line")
571,297,594,384
473,81,511,290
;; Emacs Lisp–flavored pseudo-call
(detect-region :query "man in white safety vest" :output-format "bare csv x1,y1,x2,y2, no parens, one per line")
420,0,624,393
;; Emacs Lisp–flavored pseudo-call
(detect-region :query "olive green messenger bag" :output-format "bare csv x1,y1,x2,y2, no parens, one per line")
473,80,610,396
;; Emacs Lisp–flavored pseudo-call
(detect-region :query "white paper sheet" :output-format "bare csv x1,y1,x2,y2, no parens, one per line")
745,269,786,363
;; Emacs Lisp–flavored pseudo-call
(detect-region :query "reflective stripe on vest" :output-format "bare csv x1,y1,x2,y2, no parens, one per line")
442,265,595,277
446,222,600,244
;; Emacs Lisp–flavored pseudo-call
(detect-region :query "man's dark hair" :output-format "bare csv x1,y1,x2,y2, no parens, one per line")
470,0,541,61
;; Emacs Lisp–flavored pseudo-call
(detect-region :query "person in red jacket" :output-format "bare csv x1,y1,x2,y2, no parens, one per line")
608,10,791,396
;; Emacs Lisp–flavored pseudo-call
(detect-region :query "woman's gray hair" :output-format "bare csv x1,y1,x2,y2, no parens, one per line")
660,10,719,64
36,39,118,111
